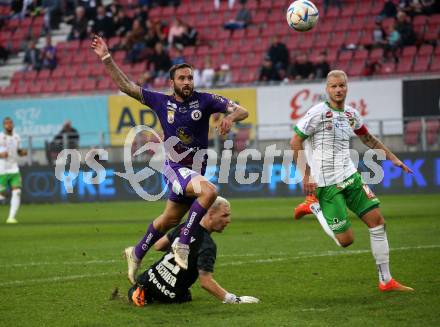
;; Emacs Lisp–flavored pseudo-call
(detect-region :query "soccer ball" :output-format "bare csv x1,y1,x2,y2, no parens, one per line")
286,0,319,32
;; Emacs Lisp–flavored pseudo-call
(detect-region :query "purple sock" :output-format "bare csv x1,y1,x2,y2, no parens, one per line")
179,200,208,245
134,223,164,260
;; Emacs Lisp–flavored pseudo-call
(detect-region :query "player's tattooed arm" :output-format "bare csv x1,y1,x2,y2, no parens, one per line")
218,102,248,135
226,102,248,122
91,34,142,101
358,132,380,149
359,132,413,173
102,57,142,100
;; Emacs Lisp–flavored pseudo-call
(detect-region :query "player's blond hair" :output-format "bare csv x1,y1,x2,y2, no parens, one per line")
210,196,230,211
326,70,348,84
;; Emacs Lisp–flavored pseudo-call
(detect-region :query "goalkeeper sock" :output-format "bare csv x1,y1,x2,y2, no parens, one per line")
369,224,392,283
133,223,164,261
8,189,21,220
310,203,341,247
179,200,207,245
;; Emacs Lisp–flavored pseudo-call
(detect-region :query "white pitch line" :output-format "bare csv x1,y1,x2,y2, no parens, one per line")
0,245,438,287
0,252,289,269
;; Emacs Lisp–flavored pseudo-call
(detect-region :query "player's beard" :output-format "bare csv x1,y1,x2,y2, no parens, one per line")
174,85,194,100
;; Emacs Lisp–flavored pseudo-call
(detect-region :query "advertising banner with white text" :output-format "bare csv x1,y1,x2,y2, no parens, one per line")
257,79,402,140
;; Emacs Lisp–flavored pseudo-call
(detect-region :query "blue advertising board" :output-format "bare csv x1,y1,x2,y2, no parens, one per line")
19,152,440,203
0,96,109,148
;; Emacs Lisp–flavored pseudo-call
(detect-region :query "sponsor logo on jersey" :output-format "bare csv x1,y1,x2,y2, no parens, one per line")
325,111,333,118
212,94,225,103
155,262,178,287
147,269,176,299
349,117,355,128
178,106,188,113
325,122,333,130
191,110,202,121
167,110,175,124
189,100,199,110
344,112,352,118
176,127,194,144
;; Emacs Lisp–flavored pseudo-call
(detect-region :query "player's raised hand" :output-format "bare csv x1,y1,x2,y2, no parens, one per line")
218,117,233,135
392,158,413,174
91,34,109,59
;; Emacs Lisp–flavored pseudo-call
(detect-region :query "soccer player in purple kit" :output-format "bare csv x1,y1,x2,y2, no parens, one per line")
91,35,249,283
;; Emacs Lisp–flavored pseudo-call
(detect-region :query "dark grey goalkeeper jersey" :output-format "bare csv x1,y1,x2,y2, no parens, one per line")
136,224,217,303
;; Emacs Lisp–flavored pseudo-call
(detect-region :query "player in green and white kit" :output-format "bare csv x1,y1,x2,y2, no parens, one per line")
291,70,414,292
0,117,27,224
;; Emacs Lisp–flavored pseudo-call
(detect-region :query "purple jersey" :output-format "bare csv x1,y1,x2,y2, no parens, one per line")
140,89,229,166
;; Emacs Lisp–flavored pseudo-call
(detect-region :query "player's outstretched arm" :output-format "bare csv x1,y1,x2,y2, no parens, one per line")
290,133,316,194
358,131,413,174
198,270,259,303
91,35,142,101
218,103,249,135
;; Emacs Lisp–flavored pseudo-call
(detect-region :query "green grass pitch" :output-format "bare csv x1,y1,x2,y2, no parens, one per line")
1,195,439,327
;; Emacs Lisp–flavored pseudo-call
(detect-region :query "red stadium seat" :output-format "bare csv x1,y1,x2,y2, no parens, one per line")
404,120,422,146
345,31,360,46
28,82,43,94
413,56,430,73
1,84,16,97
353,49,368,60
38,69,51,79
334,18,352,32
369,48,384,60
356,2,372,16
401,46,417,57
341,4,356,17
232,29,246,40
97,78,113,91
426,120,440,145
348,59,365,76
418,44,434,56
350,17,366,31
15,83,30,95
331,32,346,48
430,55,440,72
51,66,65,79
396,57,413,74
359,32,373,46
82,79,97,92
338,51,353,62
11,71,25,83
378,62,396,75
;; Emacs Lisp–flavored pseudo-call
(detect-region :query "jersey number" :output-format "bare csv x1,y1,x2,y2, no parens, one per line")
161,253,181,275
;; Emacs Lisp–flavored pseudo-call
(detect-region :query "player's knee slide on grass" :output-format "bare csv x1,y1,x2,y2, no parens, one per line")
369,224,389,264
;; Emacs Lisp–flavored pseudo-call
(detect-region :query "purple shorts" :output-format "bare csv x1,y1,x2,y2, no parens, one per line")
163,161,205,205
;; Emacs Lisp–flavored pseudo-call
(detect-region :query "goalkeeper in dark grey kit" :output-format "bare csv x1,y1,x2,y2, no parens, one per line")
128,196,260,305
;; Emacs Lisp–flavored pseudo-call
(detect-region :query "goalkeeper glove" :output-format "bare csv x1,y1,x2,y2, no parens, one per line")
223,293,260,304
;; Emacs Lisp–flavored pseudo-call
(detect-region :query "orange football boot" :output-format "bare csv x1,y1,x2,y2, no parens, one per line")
379,278,414,292
294,194,318,220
